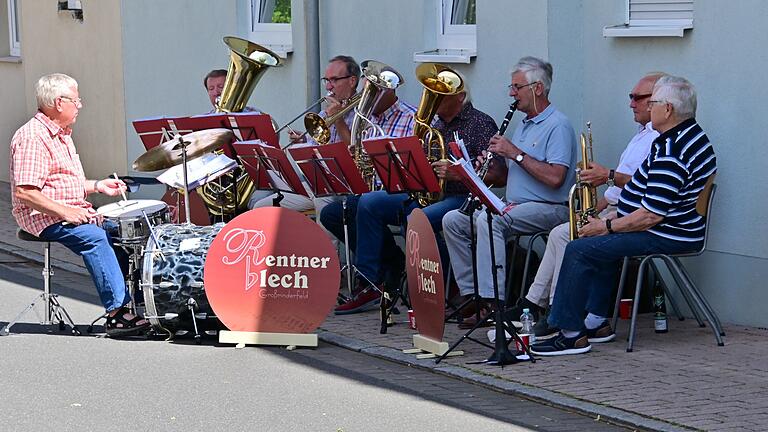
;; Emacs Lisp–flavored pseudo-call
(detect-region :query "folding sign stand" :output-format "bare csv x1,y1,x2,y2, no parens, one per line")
363,136,441,334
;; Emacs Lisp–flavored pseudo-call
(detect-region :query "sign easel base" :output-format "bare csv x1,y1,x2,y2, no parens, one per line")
219,330,318,348
403,334,464,359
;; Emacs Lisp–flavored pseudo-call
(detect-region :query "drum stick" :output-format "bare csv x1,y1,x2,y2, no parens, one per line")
113,172,128,202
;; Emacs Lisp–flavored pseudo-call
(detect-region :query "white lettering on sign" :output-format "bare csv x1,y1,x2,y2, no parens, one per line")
419,272,436,294
221,228,331,292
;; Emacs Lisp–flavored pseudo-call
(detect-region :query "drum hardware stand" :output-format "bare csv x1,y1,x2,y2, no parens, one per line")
437,207,535,366
175,135,193,224
186,298,202,344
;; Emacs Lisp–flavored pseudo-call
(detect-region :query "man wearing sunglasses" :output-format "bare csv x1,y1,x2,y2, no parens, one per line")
507,72,664,340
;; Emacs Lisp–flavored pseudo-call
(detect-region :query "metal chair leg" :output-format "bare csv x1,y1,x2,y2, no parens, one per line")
612,257,630,332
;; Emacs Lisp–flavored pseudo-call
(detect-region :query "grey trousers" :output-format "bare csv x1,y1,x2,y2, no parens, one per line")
526,206,617,308
443,202,569,300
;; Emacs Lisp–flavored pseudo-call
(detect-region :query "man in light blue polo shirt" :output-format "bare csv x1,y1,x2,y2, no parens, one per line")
443,56,577,327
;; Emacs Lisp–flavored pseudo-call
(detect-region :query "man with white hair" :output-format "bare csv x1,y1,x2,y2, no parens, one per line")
507,72,665,340
10,73,149,337
531,75,717,356
442,56,577,328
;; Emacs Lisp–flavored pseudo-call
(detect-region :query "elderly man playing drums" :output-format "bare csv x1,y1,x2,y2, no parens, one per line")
10,73,149,337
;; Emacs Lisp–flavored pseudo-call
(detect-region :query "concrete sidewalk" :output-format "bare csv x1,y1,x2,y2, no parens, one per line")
2,181,765,431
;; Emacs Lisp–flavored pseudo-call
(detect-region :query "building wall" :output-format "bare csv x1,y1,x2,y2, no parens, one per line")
1,0,125,189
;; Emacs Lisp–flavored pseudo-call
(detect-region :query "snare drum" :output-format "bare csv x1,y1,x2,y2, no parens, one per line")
100,200,170,244
141,223,225,335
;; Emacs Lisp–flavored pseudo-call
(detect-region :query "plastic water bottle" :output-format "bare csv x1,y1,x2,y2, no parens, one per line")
653,280,668,333
520,308,535,343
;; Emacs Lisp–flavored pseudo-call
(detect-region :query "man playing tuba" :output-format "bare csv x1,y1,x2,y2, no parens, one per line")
330,80,497,315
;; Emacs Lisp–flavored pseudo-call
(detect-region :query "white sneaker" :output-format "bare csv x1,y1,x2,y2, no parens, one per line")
486,328,512,344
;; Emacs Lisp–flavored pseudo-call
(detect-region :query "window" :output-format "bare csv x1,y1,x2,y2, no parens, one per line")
248,0,292,58
603,0,693,38
7,0,20,56
413,0,477,64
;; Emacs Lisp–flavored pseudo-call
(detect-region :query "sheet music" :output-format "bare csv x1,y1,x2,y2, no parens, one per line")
156,153,238,190
449,157,507,215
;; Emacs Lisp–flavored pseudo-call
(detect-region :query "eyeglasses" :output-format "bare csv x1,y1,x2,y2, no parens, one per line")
59,96,83,106
321,75,353,85
647,99,667,107
508,82,539,92
629,93,652,102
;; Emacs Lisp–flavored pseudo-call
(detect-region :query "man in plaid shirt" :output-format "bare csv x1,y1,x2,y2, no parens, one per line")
10,73,149,337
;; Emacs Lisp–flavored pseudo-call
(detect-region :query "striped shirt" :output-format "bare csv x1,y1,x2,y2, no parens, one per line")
10,112,93,236
617,118,717,242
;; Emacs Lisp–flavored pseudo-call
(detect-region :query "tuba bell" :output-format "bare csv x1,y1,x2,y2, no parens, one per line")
197,37,281,219
412,62,464,207
568,122,598,240
349,60,404,189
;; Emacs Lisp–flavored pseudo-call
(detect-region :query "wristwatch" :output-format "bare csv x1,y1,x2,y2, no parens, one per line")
514,152,526,164
605,219,614,234
606,169,616,187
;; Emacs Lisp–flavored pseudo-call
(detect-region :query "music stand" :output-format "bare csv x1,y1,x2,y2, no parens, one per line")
363,136,441,333
233,140,308,208
288,142,372,302
434,160,535,366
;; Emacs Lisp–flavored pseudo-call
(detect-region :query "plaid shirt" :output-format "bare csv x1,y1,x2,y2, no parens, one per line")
370,99,417,138
10,112,93,235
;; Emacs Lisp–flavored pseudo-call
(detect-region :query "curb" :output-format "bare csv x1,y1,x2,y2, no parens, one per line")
318,330,693,432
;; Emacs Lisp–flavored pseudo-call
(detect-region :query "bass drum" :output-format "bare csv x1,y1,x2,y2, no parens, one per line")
141,223,225,336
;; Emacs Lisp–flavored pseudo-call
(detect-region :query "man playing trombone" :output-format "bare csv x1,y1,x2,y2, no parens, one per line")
249,55,361,213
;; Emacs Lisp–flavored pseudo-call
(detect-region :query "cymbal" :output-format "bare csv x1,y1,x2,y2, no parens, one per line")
132,128,235,172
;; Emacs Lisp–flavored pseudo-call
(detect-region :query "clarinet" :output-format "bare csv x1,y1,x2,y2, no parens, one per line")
458,99,519,215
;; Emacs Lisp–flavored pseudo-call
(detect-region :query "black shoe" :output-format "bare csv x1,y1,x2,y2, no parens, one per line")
530,331,591,356
533,318,560,340
504,297,542,322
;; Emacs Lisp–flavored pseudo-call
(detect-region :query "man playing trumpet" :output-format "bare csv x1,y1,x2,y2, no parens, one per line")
508,72,663,339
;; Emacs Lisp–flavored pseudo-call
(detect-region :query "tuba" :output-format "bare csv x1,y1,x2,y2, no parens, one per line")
568,122,598,240
412,63,464,207
197,37,281,218
349,60,404,189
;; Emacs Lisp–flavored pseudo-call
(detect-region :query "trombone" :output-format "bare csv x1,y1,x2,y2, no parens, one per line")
274,92,332,134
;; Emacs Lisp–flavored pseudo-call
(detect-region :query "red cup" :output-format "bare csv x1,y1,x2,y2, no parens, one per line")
619,298,633,319
407,309,417,330
515,334,530,352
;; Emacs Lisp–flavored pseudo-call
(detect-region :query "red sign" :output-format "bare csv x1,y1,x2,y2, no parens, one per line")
405,208,445,342
204,207,340,333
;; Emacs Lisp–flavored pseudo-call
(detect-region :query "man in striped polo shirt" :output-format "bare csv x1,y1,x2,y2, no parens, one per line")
531,75,717,356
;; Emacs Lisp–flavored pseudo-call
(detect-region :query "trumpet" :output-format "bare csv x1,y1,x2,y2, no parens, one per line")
568,122,598,240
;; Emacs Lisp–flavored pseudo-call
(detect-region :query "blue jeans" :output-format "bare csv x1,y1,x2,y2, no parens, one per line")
356,191,465,284
39,222,129,312
548,231,702,331
320,195,363,254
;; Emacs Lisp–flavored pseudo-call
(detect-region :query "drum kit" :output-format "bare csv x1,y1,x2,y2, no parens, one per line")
95,129,235,342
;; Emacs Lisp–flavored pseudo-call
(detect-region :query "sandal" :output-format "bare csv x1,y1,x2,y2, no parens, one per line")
106,307,149,337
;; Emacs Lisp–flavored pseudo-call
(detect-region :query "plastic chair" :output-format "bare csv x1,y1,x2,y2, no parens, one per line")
611,177,722,352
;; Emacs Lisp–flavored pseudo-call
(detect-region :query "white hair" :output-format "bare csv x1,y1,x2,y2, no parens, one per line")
35,73,78,109
512,56,553,96
652,75,697,119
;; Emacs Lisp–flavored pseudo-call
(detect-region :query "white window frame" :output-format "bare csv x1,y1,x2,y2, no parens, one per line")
7,0,20,57
603,0,693,38
414,0,477,64
248,0,292,58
